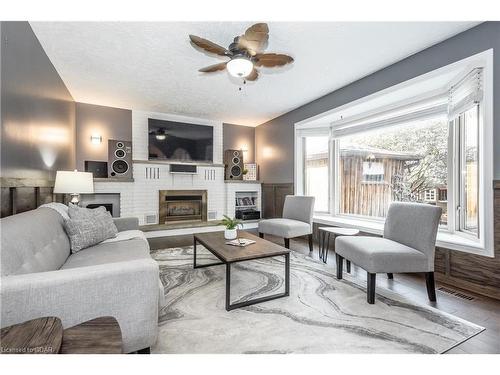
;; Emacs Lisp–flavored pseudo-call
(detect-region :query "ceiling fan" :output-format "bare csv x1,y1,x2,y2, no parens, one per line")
149,128,167,141
189,23,294,82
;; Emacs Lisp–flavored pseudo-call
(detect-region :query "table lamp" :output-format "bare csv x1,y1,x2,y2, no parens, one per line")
54,170,94,205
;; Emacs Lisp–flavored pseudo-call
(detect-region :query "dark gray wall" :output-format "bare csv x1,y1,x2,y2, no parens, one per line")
75,102,132,171
256,22,500,184
1,22,75,180
223,123,256,163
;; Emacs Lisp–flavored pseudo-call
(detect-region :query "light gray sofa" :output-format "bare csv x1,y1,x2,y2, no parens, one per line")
0,207,163,353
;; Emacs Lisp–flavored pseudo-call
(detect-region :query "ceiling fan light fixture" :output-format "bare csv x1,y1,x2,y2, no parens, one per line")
227,57,253,78
155,129,167,141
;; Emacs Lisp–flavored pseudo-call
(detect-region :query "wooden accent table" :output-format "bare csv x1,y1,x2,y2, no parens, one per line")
194,231,290,311
60,317,122,354
0,317,63,354
1,316,122,354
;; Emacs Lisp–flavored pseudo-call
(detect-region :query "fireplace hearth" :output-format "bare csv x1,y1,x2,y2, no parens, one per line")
159,190,207,224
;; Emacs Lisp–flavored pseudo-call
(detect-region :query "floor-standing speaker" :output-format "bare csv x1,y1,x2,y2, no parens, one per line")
224,149,244,180
108,140,133,179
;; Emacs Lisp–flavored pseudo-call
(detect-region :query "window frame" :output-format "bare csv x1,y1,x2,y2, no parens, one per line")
294,49,494,257
331,114,450,226
302,135,331,214
454,103,482,239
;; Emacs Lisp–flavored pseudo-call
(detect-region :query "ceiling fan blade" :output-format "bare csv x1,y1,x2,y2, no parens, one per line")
189,35,228,56
254,53,294,67
237,23,269,56
245,68,259,81
198,62,228,73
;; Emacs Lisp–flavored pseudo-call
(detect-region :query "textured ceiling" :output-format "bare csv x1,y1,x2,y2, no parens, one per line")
30,22,480,126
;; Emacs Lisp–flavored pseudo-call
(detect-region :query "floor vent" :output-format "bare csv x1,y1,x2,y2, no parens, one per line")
437,286,475,301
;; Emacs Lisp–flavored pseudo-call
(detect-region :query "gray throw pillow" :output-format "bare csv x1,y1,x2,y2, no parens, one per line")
64,205,118,253
68,203,106,220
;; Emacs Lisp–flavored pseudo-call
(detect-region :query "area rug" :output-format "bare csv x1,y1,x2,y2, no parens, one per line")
151,246,484,354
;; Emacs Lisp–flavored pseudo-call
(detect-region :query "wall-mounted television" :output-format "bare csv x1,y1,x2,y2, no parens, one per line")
148,118,213,163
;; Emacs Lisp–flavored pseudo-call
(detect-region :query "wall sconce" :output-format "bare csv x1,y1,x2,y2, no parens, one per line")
90,135,102,144
240,146,249,159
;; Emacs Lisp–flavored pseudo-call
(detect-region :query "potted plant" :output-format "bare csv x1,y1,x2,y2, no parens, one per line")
220,215,243,240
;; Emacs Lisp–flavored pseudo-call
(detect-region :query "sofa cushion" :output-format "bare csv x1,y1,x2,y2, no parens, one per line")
61,238,150,270
258,218,312,238
1,208,70,276
64,208,118,253
335,236,429,273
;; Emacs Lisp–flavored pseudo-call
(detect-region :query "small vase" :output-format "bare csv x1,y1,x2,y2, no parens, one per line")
224,228,237,240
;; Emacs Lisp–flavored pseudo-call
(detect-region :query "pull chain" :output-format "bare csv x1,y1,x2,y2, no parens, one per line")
238,79,247,91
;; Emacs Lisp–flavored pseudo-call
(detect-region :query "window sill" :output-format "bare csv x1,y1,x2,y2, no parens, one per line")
313,214,491,256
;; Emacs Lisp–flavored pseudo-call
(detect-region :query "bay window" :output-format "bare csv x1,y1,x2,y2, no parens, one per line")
456,104,480,235
304,136,330,212
337,116,449,225
295,50,493,255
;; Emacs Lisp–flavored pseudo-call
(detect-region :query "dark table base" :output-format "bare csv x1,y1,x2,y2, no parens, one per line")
194,237,290,311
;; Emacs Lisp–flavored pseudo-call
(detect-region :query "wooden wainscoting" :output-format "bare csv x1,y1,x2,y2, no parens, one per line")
261,183,294,218
0,177,65,218
433,181,500,300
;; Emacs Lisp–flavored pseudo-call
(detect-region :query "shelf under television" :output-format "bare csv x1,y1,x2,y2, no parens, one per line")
133,159,225,168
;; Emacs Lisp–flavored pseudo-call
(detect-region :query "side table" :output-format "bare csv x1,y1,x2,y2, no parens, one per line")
0,317,63,354
1,316,122,354
60,316,122,354
318,227,359,270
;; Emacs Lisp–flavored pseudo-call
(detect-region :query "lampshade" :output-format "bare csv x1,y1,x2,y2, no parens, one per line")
227,57,253,78
54,170,94,194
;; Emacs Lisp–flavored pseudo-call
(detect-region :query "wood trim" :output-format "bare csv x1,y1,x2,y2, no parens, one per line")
9,187,17,215
34,187,40,208
1,177,54,188
1,177,57,218
434,184,500,300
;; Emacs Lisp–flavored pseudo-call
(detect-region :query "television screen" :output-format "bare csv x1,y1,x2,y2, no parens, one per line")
148,118,213,162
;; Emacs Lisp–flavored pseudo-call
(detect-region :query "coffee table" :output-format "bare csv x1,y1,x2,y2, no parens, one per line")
193,231,290,311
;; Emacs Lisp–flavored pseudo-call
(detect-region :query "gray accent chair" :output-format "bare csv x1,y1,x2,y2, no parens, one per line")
1,207,163,353
335,202,442,304
258,195,315,251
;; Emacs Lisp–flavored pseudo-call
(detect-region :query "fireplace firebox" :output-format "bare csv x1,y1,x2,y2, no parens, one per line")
159,190,207,224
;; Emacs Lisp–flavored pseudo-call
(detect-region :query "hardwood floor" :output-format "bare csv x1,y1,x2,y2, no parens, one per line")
148,231,500,354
